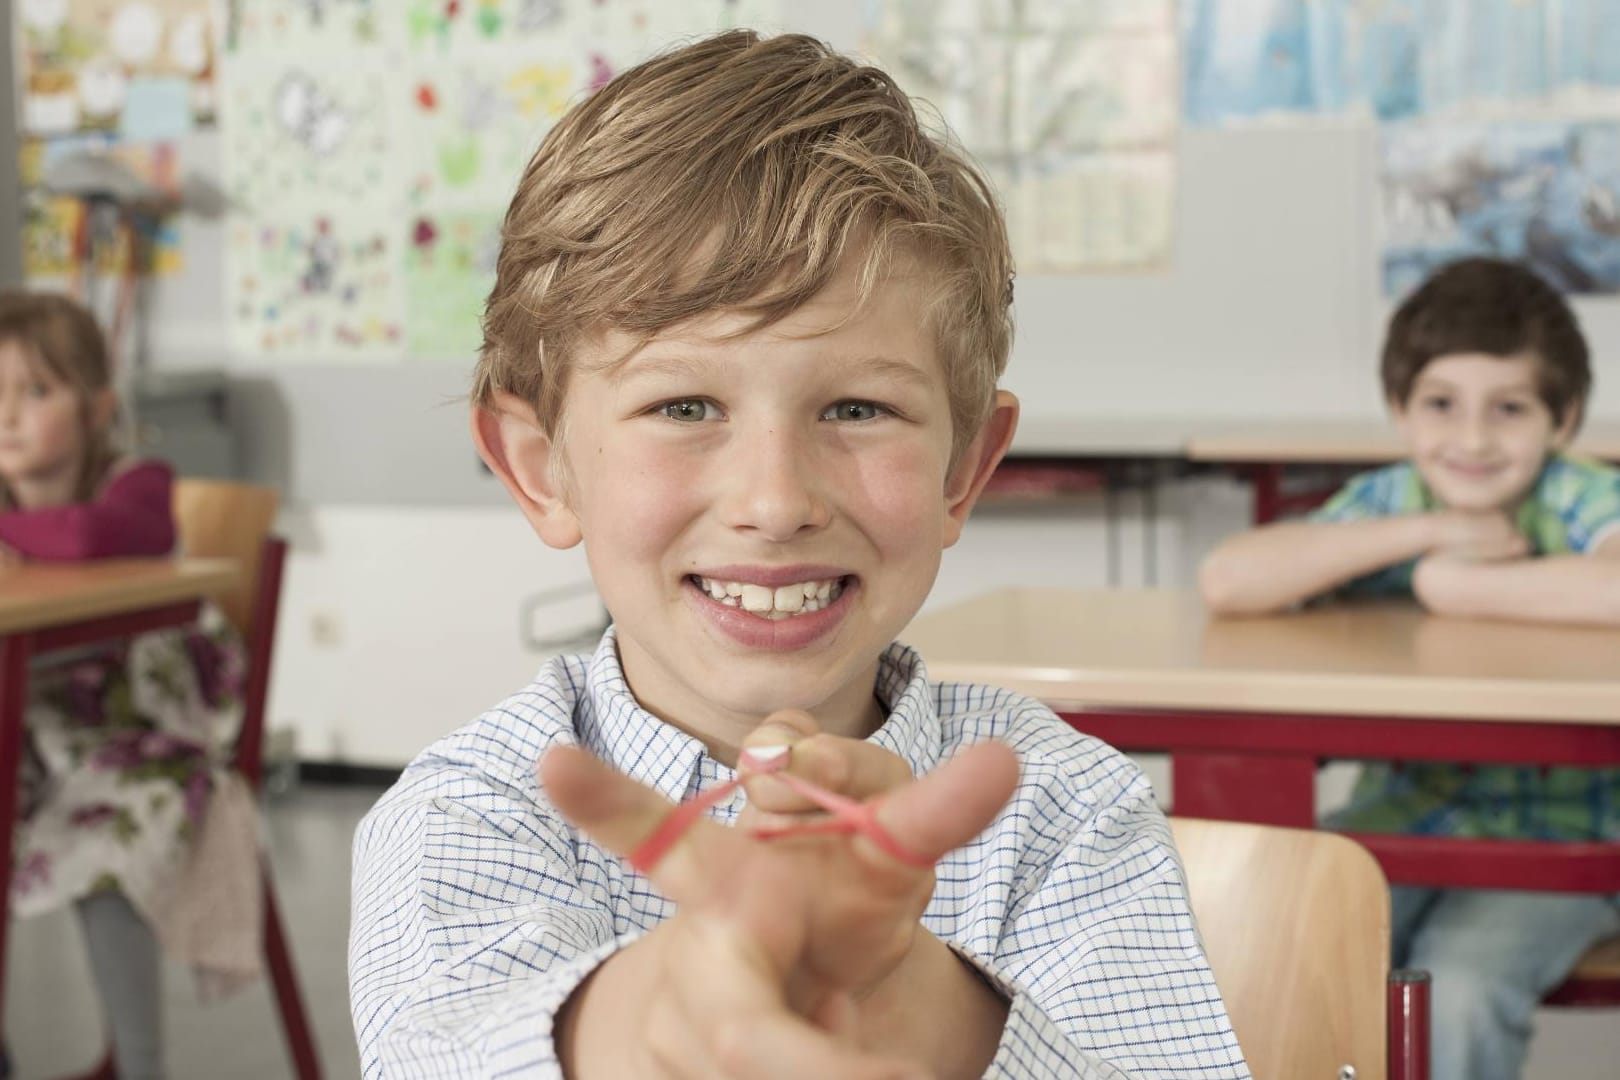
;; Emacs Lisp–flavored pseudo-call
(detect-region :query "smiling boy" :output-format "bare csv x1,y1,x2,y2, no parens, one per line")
349,30,1245,1080
1200,256,1620,1080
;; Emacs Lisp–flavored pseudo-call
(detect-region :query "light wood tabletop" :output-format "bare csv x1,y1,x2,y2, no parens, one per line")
903,588,1620,725
0,558,239,635
1186,419,1620,465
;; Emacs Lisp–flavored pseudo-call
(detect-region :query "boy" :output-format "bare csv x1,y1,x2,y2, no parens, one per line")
1201,256,1620,1080
349,30,1247,1080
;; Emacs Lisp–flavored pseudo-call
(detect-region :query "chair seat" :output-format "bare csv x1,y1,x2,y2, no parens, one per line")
1544,934,1620,1008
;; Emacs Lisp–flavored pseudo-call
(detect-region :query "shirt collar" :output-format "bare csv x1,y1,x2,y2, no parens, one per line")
573,627,946,803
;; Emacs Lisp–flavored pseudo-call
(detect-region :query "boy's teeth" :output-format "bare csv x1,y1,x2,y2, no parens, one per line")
696,575,843,616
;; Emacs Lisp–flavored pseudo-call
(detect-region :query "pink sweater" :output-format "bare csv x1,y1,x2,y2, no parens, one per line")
0,460,177,561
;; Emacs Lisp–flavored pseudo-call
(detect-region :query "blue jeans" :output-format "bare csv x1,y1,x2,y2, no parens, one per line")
1391,886,1620,1080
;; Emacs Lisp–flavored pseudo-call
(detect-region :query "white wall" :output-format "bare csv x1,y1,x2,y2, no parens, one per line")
266,477,1251,765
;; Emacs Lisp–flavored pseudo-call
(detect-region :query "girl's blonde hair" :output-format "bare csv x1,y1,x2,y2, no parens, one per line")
475,30,1015,463
0,290,119,510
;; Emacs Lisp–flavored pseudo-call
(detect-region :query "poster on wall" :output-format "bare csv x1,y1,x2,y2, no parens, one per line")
220,0,781,358
863,0,1178,271
16,0,217,136
1183,0,1620,128
226,212,405,354
1380,120,1620,296
20,135,186,278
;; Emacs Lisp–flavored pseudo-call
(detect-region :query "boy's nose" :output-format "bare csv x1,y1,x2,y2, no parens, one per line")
721,427,830,541
1457,413,1492,453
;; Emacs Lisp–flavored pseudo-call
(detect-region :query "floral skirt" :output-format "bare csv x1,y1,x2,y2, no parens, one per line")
11,607,244,928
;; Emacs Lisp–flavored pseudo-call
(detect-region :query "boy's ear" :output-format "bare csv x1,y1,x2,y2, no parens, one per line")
471,392,583,549
1551,399,1584,449
942,390,1019,548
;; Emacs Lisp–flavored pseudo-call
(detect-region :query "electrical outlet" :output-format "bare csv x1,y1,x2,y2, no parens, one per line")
310,611,342,647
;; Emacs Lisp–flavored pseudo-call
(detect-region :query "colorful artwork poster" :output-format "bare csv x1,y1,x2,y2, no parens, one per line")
404,209,502,356
227,213,404,355
17,0,217,135
863,0,1177,270
221,55,394,209
20,135,184,278
1381,120,1620,296
403,49,579,207
1184,0,1620,128
226,0,381,55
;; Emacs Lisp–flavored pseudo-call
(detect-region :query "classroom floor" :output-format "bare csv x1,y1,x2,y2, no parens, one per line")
4,780,1617,1079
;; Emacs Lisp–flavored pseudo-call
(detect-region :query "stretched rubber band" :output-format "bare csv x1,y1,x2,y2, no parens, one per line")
626,753,932,874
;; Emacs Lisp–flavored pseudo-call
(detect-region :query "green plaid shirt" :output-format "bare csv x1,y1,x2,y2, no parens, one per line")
1311,454,1620,840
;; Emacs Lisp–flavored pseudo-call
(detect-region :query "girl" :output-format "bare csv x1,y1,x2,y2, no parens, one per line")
1,290,250,1080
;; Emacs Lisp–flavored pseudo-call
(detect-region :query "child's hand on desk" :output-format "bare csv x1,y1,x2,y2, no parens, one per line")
540,736,1018,1080
1428,509,1530,562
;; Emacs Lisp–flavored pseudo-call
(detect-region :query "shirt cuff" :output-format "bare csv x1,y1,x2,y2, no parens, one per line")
945,942,1131,1080
525,931,646,1073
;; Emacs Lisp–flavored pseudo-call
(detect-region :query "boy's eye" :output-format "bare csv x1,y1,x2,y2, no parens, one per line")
1495,400,1529,417
658,399,719,422
27,381,52,399
1420,395,1451,413
821,400,887,422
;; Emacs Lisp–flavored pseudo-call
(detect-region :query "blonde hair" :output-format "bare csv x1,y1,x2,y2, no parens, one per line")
0,290,118,510
475,30,1014,461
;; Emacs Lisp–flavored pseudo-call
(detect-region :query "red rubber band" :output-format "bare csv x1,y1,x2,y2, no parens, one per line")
625,754,933,873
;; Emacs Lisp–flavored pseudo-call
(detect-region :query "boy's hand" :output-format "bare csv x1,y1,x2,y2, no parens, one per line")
1429,509,1530,562
0,542,21,568
733,710,914,838
540,738,1018,1075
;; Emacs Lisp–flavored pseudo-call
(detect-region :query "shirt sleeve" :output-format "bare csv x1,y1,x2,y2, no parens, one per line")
1307,467,1390,524
966,761,1251,1079
1563,468,1620,555
0,459,176,560
1306,466,1417,598
348,760,630,1079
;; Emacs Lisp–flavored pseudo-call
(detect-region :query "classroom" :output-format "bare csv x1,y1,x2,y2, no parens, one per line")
3,2,1620,1078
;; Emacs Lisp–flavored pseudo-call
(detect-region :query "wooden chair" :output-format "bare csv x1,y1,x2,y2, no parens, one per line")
169,479,322,1080
1171,817,1429,1080
1544,934,1620,1007
65,481,320,1080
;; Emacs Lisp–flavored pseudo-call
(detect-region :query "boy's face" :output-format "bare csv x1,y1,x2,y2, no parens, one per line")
1392,351,1577,512
478,260,1016,750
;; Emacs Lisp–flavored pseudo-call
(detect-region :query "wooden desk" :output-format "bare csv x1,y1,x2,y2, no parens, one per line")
1187,420,1620,466
1187,419,1620,523
904,588,1620,893
0,558,237,1032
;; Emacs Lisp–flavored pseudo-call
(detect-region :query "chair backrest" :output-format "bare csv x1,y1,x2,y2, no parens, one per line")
1171,816,1391,1080
171,479,279,641
171,479,285,788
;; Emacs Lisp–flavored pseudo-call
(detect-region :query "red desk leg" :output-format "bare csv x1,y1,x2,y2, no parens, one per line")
1172,751,1316,828
0,630,34,1036
1389,969,1431,1080
1251,464,1285,525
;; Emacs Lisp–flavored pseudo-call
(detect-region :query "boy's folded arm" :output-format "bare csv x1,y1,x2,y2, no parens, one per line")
1413,539,1620,626
1200,515,1440,614
349,776,632,1080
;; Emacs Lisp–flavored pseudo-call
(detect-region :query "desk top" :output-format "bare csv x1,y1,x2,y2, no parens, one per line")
1186,420,1620,465
903,588,1620,724
0,559,239,635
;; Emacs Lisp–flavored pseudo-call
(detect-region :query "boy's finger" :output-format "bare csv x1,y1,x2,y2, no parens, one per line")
870,742,1019,866
742,734,912,817
539,745,738,907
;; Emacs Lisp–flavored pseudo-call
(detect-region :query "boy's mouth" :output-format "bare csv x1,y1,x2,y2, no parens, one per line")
687,574,849,620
